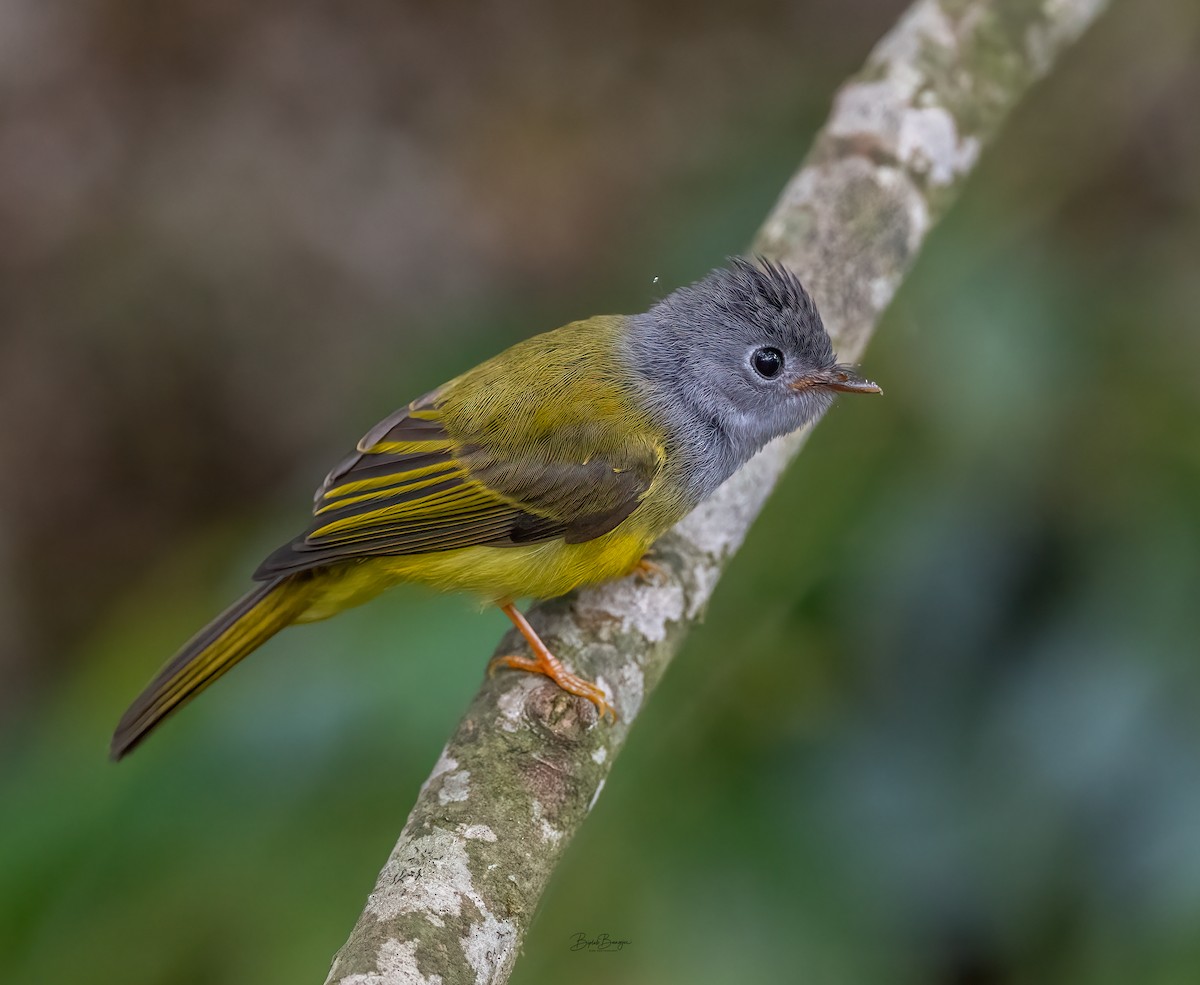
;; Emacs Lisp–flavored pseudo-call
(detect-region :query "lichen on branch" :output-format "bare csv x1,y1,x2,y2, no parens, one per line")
326,2,1112,982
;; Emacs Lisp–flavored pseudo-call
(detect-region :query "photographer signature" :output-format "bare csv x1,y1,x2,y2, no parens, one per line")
569,932,631,952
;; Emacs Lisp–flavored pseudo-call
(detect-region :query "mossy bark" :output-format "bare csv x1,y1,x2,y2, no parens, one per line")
326,1,1112,982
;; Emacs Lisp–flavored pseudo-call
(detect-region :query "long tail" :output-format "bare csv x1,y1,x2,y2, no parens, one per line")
110,575,311,760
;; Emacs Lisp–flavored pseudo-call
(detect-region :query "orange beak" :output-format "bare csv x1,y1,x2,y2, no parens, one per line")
790,365,883,395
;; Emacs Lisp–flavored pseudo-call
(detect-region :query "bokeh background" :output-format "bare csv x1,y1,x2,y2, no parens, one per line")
3,0,1200,982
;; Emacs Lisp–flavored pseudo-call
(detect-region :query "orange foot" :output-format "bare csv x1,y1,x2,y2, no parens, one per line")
488,601,616,722
629,555,670,587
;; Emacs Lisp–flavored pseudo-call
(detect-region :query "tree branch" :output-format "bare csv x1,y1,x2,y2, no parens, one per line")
325,1,1111,982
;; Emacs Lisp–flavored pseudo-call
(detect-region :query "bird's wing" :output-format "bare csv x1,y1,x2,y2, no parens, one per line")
253,388,662,579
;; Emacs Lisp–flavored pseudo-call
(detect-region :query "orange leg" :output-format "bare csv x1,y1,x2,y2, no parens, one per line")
488,601,616,722
629,555,669,586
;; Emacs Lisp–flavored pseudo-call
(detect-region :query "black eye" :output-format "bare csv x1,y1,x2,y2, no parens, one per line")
751,347,784,379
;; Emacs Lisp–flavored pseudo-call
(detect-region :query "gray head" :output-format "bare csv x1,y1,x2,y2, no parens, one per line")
622,257,880,497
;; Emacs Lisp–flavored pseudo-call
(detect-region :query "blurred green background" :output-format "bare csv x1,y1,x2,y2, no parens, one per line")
3,0,1200,982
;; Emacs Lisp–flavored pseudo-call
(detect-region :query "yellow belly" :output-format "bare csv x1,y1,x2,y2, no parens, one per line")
296,524,655,622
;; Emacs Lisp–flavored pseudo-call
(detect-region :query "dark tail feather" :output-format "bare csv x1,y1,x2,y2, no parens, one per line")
110,576,310,760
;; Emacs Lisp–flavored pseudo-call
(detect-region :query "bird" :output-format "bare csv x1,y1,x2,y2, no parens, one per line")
110,257,881,759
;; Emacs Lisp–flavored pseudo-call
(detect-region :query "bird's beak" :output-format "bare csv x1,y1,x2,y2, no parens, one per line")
790,365,883,395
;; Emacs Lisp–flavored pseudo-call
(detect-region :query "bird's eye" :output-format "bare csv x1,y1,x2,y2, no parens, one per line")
751,347,784,379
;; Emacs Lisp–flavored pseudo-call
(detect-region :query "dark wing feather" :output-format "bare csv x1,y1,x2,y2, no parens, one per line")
254,390,660,579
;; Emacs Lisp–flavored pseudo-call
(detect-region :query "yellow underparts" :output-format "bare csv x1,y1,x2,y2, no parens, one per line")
294,523,655,623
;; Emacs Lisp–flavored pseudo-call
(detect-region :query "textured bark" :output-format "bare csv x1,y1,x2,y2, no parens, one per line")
326,1,1111,982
